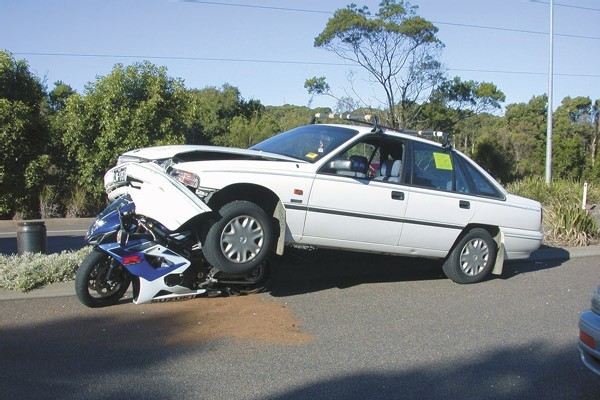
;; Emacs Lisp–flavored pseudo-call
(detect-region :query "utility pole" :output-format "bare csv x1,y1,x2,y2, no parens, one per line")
545,0,554,184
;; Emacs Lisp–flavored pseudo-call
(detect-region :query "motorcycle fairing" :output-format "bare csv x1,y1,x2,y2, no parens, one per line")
99,240,205,304
85,196,134,244
104,162,211,231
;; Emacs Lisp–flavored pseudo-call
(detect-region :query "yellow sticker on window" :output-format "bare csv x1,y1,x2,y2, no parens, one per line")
306,152,319,159
433,152,453,170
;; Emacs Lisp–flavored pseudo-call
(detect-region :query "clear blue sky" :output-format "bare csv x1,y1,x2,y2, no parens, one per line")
1,0,599,112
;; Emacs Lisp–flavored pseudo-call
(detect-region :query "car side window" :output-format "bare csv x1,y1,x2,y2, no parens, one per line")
321,136,405,181
411,142,454,191
453,156,472,194
329,142,378,178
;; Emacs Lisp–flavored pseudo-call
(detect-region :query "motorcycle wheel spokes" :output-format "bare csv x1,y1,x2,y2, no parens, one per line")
76,249,131,308
88,260,127,299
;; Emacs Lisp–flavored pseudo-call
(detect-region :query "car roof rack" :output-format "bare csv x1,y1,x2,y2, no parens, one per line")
310,113,383,134
310,113,451,148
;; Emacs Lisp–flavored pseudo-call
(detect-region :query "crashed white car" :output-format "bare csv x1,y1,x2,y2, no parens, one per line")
105,115,543,284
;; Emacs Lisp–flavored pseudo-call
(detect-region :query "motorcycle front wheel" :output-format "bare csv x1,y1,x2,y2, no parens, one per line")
75,249,131,308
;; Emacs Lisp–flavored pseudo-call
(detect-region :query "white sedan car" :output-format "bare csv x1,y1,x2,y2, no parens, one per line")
107,115,543,284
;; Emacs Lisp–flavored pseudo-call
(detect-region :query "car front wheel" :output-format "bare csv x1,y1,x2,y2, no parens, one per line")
203,200,275,274
442,228,497,284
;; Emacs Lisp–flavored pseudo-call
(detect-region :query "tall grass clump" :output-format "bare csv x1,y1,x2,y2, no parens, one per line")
506,177,600,246
0,247,91,292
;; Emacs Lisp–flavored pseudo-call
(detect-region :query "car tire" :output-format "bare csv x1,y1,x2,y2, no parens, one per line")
442,228,496,284
203,200,275,274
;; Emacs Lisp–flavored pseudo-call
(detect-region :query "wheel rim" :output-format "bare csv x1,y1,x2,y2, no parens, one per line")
459,238,490,276
244,261,267,283
87,260,127,298
220,215,264,263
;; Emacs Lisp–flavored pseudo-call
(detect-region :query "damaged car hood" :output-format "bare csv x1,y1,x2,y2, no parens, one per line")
118,145,302,165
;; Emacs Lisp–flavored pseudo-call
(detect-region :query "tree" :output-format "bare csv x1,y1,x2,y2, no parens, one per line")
451,113,505,156
0,51,49,218
552,96,592,180
48,80,75,112
61,62,189,211
185,84,262,145
215,113,279,148
309,0,443,129
504,95,548,178
421,77,506,132
265,104,331,132
473,133,515,183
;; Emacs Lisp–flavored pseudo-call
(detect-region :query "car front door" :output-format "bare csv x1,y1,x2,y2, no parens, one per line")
301,138,408,251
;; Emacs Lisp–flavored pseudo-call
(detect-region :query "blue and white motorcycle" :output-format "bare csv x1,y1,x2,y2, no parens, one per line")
75,163,273,308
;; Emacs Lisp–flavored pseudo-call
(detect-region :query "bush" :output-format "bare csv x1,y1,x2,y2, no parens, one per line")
545,201,597,246
0,247,90,292
506,177,600,246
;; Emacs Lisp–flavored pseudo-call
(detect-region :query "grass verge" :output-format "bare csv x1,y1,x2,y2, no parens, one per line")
0,247,91,292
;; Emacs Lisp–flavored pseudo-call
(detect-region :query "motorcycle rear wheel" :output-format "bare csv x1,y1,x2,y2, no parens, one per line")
76,249,131,308
220,257,273,295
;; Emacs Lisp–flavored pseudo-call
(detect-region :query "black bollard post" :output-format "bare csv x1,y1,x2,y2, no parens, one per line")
17,221,47,255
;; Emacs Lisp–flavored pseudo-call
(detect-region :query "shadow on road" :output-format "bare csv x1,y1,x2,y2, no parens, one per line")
1,300,199,399
1,296,597,399
269,247,445,297
268,246,571,297
261,342,599,400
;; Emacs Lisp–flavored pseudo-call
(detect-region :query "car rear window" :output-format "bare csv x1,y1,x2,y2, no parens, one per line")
457,157,504,199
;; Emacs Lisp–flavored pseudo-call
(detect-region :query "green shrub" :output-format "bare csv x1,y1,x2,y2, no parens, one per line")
0,247,90,292
544,201,597,246
506,177,600,246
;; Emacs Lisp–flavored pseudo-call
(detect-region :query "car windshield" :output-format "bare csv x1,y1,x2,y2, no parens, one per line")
250,125,359,163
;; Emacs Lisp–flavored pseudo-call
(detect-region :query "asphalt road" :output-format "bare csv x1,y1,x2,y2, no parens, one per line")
1,248,600,399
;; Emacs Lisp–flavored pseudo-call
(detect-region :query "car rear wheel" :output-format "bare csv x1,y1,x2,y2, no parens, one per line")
203,200,275,274
442,228,496,284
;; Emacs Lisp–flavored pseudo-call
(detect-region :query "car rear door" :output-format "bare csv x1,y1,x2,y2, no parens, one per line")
398,141,476,256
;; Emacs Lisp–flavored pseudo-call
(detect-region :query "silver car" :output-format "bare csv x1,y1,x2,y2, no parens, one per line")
579,284,600,375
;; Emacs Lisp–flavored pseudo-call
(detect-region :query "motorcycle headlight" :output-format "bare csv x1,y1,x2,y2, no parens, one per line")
169,168,200,189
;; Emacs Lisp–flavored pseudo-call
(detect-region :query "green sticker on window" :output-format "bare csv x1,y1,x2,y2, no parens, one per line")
433,152,453,170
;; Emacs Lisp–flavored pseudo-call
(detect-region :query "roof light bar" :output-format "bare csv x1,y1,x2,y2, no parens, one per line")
311,113,382,133
313,113,375,123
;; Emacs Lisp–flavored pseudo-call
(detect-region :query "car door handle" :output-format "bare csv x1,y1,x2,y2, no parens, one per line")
459,200,470,209
391,191,405,201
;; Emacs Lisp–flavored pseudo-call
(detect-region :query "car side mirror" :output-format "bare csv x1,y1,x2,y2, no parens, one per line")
327,159,354,172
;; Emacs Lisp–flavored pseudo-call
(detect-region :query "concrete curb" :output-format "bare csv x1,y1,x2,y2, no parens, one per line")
1,244,599,302
0,218,95,230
